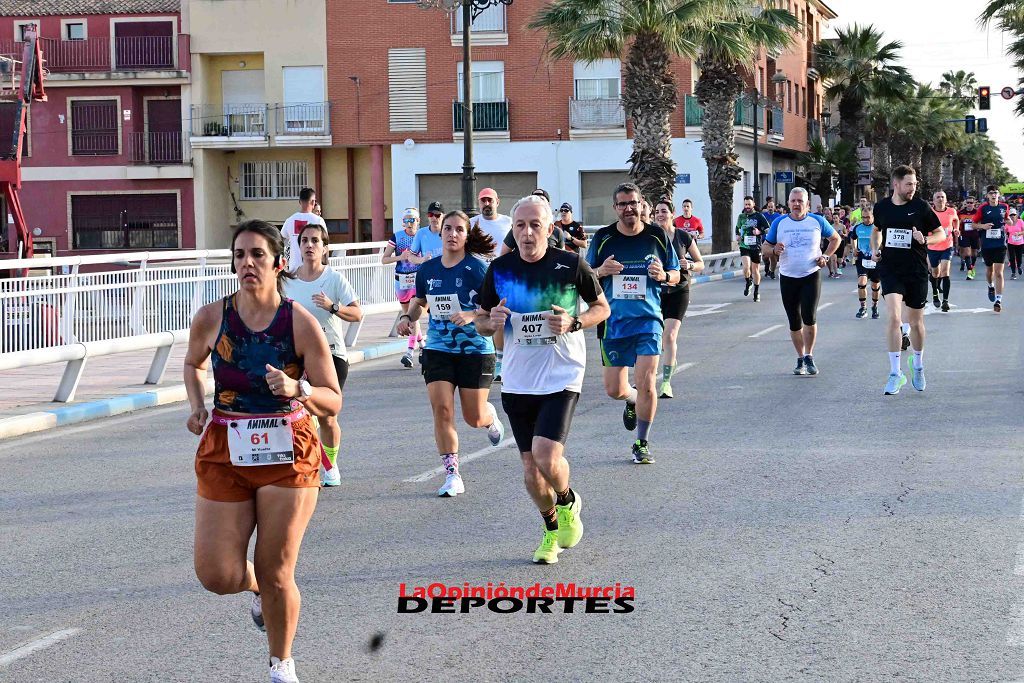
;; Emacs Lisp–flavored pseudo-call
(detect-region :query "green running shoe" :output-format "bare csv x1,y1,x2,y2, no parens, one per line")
884,372,907,395
632,439,655,464
555,490,583,549
659,380,674,398
532,529,563,564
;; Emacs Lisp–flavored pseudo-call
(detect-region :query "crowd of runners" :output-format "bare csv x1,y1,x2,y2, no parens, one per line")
182,166,1016,682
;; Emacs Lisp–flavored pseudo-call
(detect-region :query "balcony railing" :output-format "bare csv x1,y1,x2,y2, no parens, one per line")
684,95,764,129
128,131,188,165
452,100,509,132
807,118,839,146
190,103,268,137
569,98,625,130
2,37,178,73
275,101,331,136
768,106,784,135
451,4,506,33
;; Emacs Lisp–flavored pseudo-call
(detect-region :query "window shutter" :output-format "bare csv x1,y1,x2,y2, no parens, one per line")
388,48,427,132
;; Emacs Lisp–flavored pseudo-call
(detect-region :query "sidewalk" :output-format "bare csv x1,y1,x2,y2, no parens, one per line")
0,310,406,439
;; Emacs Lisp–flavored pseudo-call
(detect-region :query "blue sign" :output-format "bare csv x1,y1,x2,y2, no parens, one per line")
774,171,795,183
675,174,691,185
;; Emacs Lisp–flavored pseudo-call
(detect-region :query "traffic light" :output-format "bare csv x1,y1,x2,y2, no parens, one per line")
979,86,991,110
978,117,988,133
965,115,976,133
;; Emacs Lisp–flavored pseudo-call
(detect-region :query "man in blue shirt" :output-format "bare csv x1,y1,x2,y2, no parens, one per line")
587,183,680,464
969,185,1010,312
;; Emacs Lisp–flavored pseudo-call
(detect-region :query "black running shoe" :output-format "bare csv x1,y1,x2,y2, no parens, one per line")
803,355,818,376
989,285,996,303
622,401,637,431
941,300,950,312
793,358,807,375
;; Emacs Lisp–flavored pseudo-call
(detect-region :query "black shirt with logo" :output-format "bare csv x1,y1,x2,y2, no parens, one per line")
873,197,942,276
559,221,587,253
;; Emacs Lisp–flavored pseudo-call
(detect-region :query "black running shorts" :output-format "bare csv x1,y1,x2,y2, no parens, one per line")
855,257,881,282
659,287,690,321
421,349,495,389
879,270,928,309
982,248,1007,266
779,271,821,331
501,390,580,453
739,247,762,264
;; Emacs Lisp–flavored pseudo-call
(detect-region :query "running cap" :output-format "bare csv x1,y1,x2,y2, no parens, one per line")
478,187,498,200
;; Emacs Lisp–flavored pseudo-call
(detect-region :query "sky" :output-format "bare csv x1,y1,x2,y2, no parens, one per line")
823,0,1023,180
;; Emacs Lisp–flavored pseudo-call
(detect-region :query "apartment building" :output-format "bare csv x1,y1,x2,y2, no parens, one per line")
331,0,837,241
0,1,193,256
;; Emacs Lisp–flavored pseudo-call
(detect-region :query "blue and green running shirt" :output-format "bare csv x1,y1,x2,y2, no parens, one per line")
478,248,602,395
414,255,493,355
586,222,680,339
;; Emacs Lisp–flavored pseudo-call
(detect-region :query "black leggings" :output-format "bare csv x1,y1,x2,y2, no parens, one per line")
1010,244,1023,272
779,271,822,331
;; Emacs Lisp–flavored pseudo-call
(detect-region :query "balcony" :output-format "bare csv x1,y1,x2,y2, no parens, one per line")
450,4,507,46
190,103,269,149
569,98,626,139
274,101,332,146
684,95,765,142
1,36,179,74
128,131,189,165
767,106,784,144
452,100,509,140
807,118,839,146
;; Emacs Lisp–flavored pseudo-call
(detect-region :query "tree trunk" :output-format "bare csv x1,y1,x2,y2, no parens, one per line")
837,97,863,203
920,147,942,197
622,33,677,205
870,138,890,197
695,59,744,254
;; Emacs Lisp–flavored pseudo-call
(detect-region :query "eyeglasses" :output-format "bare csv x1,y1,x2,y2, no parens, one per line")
615,200,640,209
559,209,570,213
427,213,441,218
402,219,416,224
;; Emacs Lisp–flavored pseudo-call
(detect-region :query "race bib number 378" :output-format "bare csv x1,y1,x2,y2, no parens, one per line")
884,229,912,249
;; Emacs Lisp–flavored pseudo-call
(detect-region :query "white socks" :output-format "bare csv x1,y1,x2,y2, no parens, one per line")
911,349,924,370
625,386,638,404
889,352,901,374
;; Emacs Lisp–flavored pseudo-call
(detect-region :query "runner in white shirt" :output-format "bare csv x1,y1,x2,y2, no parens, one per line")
470,187,512,259
280,187,326,273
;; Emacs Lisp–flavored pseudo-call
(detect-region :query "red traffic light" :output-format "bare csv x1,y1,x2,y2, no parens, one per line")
979,86,991,110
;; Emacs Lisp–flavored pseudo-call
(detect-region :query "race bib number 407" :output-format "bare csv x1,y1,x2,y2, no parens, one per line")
613,274,645,300
884,229,912,249
512,311,556,346
227,417,295,467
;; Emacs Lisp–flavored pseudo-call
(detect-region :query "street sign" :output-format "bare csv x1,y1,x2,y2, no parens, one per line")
774,171,794,183
675,174,690,185
1002,86,1016,100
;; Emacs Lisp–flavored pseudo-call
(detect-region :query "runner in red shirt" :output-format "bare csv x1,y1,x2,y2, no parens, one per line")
673,199,705,239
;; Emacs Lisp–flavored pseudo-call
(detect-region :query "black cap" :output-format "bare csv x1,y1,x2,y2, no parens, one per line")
559,202,573,212
532,188,551,203
427,201,444,214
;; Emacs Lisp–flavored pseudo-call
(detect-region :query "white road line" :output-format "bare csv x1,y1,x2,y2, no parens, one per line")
749,324,783,338
404,437,517,483
0,628,81,668
673,362,696,376
819,302,834,311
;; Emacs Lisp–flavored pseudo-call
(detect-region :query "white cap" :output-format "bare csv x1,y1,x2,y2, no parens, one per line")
402,207,420,220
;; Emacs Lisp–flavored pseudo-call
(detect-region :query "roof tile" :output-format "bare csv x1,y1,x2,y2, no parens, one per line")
1,1,179,17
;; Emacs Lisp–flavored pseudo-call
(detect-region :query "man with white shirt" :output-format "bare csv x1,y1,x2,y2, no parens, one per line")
762,187,841,376
281,187,326,272
470,187,512,259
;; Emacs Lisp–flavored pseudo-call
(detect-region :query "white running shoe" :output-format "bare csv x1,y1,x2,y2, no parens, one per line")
250,593,265,632
487,418,505,446
320,465,340,488
269,657,299,683
438,472,465,497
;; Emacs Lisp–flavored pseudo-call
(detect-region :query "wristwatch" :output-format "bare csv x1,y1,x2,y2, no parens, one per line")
570,316,582,333
298,379,313,399
330,302,340,314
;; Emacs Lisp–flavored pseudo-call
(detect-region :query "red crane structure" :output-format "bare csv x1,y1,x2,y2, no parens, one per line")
0,23,45,262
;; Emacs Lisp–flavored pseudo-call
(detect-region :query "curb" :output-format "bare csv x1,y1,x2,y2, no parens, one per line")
0,340,411,441
692,269,743,285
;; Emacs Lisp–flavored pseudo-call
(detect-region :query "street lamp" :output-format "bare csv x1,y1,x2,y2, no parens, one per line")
742,70,788,207
418,0,514,216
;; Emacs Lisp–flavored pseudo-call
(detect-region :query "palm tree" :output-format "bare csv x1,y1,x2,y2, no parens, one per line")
939,70,978,107
690,4,798,252
529,0,713,204
815,24,914,203
797,138,858,207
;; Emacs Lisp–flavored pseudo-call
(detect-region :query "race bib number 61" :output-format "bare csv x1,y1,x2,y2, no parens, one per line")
227,417,296,467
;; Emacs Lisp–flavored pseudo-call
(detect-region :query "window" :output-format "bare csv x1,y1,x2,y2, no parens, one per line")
389,48,427,132
70,99,119,155
240,161,309,200
453,3,505,32
15,22,39,42
573,59,621,100
71,193,179,249
794,86,800,117
65,22,85,41
581,170,630,225
787,81,792,112
417,172,537,218
282,66,326,133
457,61,504,102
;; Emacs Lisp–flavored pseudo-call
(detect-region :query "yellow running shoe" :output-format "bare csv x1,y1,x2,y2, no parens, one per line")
532,529,563,564
555,490,583,549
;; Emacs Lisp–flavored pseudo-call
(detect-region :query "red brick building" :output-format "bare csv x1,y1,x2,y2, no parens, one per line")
0,0,193,256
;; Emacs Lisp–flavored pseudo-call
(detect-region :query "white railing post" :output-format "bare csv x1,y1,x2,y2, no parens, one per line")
190,256,207,320
146,341,173,384
59,264,80,344
129,257,149,335
55,355,87,403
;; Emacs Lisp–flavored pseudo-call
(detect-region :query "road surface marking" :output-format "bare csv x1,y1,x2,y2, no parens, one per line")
0,628,81,668
673,362,696,376
685,303,731,317
404,438,517,483
819,302,834,311
749,324,783,339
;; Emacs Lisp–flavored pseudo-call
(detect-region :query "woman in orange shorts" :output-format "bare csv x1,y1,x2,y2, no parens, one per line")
184,219,341,683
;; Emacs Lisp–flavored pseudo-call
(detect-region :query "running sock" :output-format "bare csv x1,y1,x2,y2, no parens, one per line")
872,286,880,303
911,348,923,370
625,386,638,405
555,487,575,506
996,294,1003,302
541,506,558,531
900,322,910,336
323,445,339,468
858,284,867,304
941,276,950,299
889,352,901,374
441,452,459,475
662,364,674,382
483,402,498,429
745,277,752,286
930,276,938,295
753,284,759,295
407,334,416,350
637,419,652,441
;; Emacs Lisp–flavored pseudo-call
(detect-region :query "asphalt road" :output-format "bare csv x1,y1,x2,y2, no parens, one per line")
2,270,1023,682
